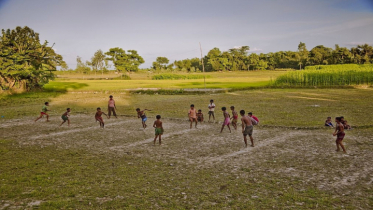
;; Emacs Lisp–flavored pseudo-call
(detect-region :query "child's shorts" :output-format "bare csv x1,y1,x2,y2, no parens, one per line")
337,132,345,141
243,125,253,136
61,115,68,122
155,128,163,135
41,112,47,115
142,117,147,122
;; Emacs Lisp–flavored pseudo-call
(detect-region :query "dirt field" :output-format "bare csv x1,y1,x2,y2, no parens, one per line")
1,115,372,209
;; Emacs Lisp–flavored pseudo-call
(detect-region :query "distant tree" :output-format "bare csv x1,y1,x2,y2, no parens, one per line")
297,42,309,69
90,49,106,75
75,56,91,74
0,26,64,91
105,48,144,73
152,57,169,70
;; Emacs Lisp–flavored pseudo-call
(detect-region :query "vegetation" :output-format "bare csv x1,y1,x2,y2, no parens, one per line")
0,26,64,91
152,73,210,80
274,64,373,87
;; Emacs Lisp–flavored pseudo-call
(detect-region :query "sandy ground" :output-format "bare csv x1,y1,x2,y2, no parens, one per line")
1,115,372,202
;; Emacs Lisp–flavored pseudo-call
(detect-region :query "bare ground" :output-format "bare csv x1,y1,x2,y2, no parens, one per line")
1,115,372,208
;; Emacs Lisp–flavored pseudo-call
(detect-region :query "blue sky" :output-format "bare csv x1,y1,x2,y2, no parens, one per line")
0,0,373,68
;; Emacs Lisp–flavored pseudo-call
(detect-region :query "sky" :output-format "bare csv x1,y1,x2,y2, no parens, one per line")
0,0,373,68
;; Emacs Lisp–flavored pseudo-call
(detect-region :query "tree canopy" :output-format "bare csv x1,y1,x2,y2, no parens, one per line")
0,26,64,91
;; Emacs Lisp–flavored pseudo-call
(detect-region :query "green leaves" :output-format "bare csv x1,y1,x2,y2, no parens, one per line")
0,26,64,91
105,48,144,73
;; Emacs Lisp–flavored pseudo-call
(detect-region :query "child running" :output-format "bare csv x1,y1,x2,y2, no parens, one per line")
240,110,254,147
220,107,231,133
333,117,347,153
35,102,51,122
188,104,198,129
325,116,334,127
208,99,216,122
95,107,108,128
197,109,204,123
153,115,164,145
230,106,238,130
108,95,117,119
59,108,71,127
136,108,150,129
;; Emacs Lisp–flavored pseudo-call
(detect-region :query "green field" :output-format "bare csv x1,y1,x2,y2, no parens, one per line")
1,71,373,209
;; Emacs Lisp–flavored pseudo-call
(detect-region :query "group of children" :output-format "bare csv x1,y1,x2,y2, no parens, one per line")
188,100,260,147
33,96,350,150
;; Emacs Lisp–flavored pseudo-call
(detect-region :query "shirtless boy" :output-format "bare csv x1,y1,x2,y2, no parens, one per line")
197,109,204,123
240,110,254,147
95,107,108,128
59,108,71,127
35,102,51,122
230,106,238,130
188,104,197,129
220,107,231,133
333,117,347,153
153,115,164,145
136,108,150,129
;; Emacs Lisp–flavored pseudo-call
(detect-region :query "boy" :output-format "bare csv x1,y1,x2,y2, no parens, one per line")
230,106,238,130
35,102,51,122
59,108,71,127
108,95,117,119
325,117,334,127
333,117,346,153
240,110,254,147
220,107,231,133
95,107,108,128
136,108,150,129
340,116,351,130
188,104,198,129
153,115,164,145
197,109,204,123
208,99,216,122
248,112,259,125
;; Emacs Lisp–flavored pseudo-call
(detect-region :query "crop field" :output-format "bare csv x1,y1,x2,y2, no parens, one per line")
1,71,373,209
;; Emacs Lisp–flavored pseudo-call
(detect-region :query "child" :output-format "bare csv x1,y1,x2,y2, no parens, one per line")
220,107,231,133
248,112,259,125
188,104,198,129
340,116,351,130
95,107,108,128
240,110,254,147
230,106,238,130
208,99,216,122
108,95,117,119
333,117,346,153
59,108,71,127
35,102,51,122
197,109,204,123
153,115,164,145
325,117,334,127
136,108,150,129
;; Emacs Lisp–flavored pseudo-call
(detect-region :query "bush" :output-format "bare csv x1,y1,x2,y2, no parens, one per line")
152,74,211,80
112,74,131,80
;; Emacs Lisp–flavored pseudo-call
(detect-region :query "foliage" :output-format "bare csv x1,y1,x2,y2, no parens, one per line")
0,26,64,91
151,73,210,80
105,47,144,73
274,65,373,86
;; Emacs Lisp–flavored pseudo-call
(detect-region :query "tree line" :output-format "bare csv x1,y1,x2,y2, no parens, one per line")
151,43,373,72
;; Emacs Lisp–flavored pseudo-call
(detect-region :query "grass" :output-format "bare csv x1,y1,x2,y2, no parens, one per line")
152,73,211,80
275,65,373,87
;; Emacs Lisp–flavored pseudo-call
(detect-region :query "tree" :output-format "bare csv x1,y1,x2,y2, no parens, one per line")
105,48,144,73
152,57,169,70
90,49,106,75
0,26,64,91
298,42,308,69
75,56,91,74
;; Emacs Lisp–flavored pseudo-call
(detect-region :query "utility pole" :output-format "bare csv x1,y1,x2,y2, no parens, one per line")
199,42,206,90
